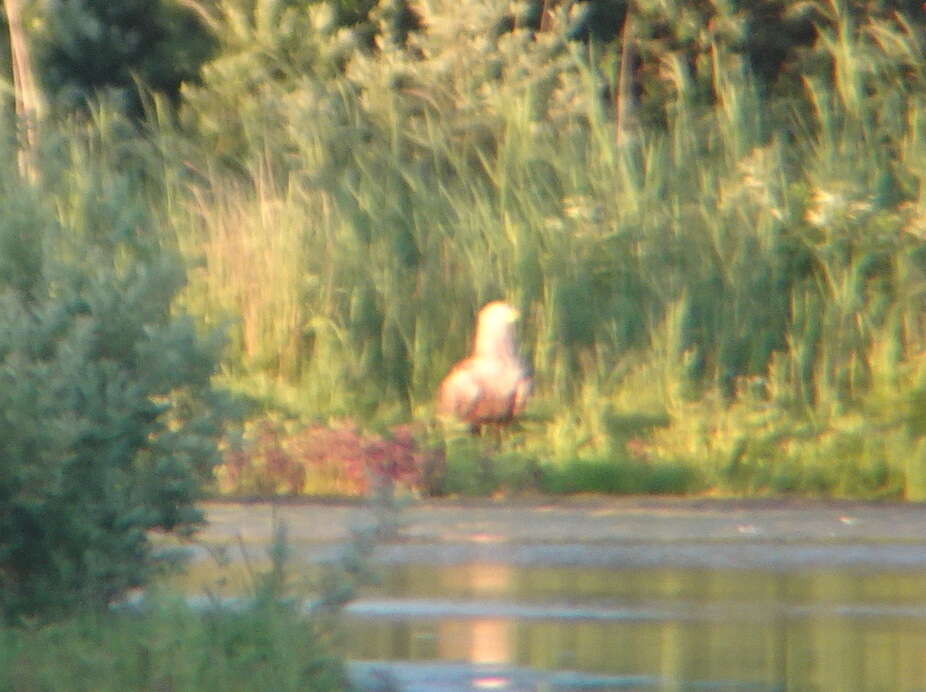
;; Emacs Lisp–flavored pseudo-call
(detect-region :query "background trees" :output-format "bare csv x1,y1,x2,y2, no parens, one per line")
41,0,212,112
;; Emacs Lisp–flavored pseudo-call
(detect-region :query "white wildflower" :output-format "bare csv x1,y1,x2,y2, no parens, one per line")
805,186,874,228
562,195,603,224
805,189,846,227
309,3,336,33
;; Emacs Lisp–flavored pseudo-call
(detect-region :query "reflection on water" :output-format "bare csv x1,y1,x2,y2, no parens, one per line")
347,564,926,690
445,618,511,665
448,565,512,665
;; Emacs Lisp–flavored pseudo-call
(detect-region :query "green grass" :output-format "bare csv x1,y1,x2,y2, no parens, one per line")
539,458,699,496
0,599,347,692
0,507,389,690
162,2,926,498
11,0,926,499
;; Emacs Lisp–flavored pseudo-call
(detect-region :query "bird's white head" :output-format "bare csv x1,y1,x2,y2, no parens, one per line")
479,301,520,326
473,301,521,359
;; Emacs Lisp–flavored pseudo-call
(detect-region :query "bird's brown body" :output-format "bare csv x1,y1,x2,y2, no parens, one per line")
438,301,531,431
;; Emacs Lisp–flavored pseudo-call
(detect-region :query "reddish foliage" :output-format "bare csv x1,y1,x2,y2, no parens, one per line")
217,420,444,496
626,437,652,461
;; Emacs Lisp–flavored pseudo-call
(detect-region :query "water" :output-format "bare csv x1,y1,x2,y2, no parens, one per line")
344,563,926,691
170,500,926,690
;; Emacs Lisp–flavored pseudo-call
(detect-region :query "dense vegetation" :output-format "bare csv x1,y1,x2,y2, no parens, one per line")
160,0,926,500
4,0,926,681
0,596,347,690
0,106,239,621
5,1,926,539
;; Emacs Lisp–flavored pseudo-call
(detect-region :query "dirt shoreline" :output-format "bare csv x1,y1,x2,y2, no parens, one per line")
191,496,926,570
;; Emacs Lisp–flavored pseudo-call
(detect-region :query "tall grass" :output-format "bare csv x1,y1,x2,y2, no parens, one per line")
147,0,926,497
0,598,347,691
0,516,356,690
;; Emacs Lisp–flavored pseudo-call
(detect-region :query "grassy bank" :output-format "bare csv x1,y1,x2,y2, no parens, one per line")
9,1,926,499
0,598,347,691
163,2,926,499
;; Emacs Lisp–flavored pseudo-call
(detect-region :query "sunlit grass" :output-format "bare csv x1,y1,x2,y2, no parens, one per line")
0,598,347,692
39,1,926,498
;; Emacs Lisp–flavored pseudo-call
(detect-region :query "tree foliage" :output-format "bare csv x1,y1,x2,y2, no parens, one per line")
32,0,215,115
0,124,232,621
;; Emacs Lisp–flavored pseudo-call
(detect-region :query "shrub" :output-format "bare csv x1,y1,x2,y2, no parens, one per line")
0,128,232,621
0,597,347,690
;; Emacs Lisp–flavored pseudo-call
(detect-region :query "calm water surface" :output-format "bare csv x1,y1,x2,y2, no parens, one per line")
171,500,926,690
344,563,926,690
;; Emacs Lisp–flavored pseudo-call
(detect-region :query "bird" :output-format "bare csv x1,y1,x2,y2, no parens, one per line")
437,301,532,434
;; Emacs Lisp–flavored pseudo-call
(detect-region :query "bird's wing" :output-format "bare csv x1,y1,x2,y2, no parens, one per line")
438,359,484,419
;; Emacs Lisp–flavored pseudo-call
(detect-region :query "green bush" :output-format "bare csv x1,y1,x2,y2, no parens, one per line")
0,597,347,690
0,517,350,690
0,127,232,621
